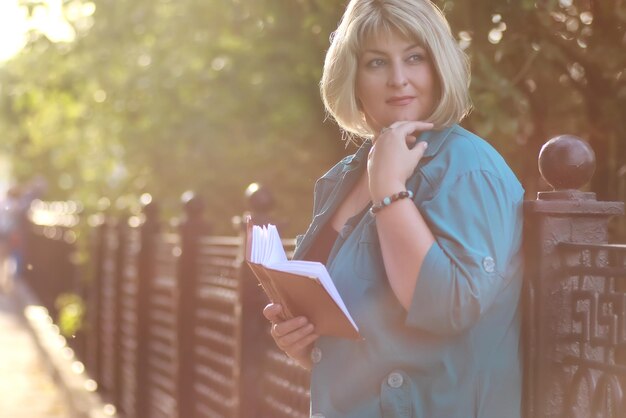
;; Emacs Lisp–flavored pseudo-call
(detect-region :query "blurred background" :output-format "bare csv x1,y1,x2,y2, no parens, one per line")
0,0,624,237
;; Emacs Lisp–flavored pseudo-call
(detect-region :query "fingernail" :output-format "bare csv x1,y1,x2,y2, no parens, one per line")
298,317,307,325
421,142,428,148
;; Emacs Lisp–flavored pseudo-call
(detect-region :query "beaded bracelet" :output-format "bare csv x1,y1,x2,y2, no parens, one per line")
369,190,414,215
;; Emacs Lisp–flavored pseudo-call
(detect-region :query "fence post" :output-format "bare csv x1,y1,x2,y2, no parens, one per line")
88,214,108,383
135,197,160,418
235,183,276,418
523,135,625,417
113,215,128,408
24,218,49,309
176,192,209,418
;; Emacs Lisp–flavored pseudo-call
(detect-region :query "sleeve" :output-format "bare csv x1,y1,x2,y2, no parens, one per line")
404,170,524,335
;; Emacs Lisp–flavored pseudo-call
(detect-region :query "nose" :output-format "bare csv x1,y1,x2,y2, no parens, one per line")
387,62,408,88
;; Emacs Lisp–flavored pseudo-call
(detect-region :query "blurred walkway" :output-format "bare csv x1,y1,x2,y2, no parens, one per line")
0,283,72,418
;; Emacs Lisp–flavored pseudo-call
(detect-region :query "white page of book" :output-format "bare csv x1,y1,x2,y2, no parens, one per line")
251,226,262,262
251,225,288,265
260,225,272,263
266,224,288,264
261,225,271,262
258,225,267,262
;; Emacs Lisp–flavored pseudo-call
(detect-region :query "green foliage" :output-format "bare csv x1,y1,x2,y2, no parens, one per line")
0,0,625,237
55,292,85,337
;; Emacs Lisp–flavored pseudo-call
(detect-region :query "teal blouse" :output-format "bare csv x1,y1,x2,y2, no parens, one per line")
292,125,524,418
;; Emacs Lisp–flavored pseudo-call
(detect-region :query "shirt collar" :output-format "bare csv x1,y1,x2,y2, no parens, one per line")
339,124,455,167
340,139,372,169
419,125,455,158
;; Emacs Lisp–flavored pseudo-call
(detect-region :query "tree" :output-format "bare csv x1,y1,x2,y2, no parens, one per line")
0,0,624,237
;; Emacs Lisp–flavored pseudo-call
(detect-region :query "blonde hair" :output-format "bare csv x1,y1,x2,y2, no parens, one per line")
320,0,471,138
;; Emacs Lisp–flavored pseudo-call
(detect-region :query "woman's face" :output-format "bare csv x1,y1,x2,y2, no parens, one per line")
355,30,438,133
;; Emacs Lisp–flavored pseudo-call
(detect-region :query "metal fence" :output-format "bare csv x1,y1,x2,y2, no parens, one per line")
22,135,626,418
61,199,310,418
524,239,626,418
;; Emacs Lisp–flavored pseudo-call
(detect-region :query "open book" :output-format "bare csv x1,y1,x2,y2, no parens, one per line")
245,221,360,340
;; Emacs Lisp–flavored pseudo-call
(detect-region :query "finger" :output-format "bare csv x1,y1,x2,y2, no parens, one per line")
374,126,392,144
271,316,307,337
390,120,433,128
410,141,429,159
262,303,283,322
378,126,392,136
388,120,434,135
279,323,315,347
290,333,319,351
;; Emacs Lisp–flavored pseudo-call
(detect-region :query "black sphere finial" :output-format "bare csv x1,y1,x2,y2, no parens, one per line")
245,183,274,214
142,201,159,218
181,191,205,219
538,135,596,191
140,193,157,213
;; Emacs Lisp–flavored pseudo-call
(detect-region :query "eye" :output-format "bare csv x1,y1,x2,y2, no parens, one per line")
407,53,426,64
366,58,386,68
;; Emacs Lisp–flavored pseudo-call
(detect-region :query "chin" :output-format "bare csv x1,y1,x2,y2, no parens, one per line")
394,109,425,121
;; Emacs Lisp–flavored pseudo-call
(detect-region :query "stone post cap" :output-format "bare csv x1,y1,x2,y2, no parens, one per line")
538,135,595,192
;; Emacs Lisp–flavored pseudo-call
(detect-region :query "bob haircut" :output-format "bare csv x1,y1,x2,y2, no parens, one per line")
320,0,471,138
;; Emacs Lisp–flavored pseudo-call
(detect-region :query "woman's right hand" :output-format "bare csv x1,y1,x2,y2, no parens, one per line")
263,303,319,369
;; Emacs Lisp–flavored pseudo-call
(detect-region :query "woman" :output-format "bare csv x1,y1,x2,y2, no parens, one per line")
263,1,524,417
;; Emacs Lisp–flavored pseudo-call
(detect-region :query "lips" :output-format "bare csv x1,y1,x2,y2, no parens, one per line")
386,96,415,106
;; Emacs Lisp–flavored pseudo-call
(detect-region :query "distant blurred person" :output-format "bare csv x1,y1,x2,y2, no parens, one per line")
13,176,48,279
0,186,21,291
